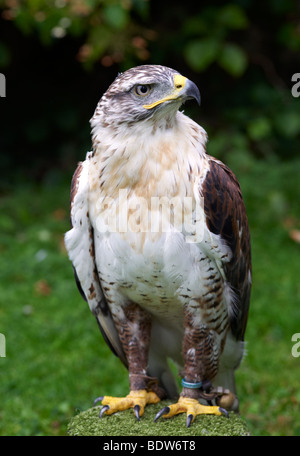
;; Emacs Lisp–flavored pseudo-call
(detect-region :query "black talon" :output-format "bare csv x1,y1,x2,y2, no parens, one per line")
219,407,229,418
186,414,194,428
134,405,141,421
93,396,104,406
154,406,170,422
99,405,110,418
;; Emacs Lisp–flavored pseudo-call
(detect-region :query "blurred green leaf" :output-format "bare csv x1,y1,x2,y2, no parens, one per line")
87,24,114,60
247,117,272,140
182,16,208,36
274,111,300,138
218,4,248,29
184,38,220,71
218,43,248,76
277,23,300,51
102,4,129,30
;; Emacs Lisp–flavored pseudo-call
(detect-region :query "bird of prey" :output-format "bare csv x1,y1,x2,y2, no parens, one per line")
65,64,251,427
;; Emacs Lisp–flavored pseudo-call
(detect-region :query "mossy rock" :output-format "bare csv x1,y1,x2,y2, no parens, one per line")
68,401,250,436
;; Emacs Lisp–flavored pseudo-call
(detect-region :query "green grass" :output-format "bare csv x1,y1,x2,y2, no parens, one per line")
0,157,300,436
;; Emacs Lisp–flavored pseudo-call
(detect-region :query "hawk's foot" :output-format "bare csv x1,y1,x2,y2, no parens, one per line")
154,396,228,427
94,390,161,421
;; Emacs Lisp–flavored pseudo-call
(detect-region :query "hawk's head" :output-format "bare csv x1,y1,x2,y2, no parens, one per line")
91,65,200,127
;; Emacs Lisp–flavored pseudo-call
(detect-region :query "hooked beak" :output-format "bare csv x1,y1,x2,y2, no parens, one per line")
181,78,201,106
143,74,201,110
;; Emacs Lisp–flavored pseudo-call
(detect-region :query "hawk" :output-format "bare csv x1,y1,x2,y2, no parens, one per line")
65,65,251,427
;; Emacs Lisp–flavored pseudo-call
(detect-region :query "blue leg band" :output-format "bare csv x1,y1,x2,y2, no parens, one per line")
181,378,202,389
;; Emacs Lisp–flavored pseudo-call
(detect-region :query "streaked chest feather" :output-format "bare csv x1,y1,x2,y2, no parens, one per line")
89,112,208,201
88,116,210,250
87,112,231,322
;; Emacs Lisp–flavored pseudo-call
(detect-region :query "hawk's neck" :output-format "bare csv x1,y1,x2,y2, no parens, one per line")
89,111,208,199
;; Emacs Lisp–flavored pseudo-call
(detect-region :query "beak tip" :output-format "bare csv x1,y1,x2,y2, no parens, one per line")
187,79,201,106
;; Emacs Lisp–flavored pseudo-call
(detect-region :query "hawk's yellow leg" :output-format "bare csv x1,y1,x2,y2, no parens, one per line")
154,396,228,427
95,390,161,420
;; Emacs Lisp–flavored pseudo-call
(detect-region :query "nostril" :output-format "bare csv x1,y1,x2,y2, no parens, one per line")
176,84,183,89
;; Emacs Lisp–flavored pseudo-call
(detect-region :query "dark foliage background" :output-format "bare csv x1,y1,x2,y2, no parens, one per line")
1,0,299,186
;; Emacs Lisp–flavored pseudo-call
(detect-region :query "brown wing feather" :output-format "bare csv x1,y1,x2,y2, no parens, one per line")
202,157,251,340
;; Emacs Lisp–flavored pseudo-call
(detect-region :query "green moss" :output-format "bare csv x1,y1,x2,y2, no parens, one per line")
68,401,250,436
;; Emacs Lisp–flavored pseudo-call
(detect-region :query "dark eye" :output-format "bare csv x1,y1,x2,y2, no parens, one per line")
134,84,152,96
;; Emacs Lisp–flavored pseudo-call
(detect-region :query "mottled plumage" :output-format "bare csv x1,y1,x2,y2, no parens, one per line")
65,65,251,425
